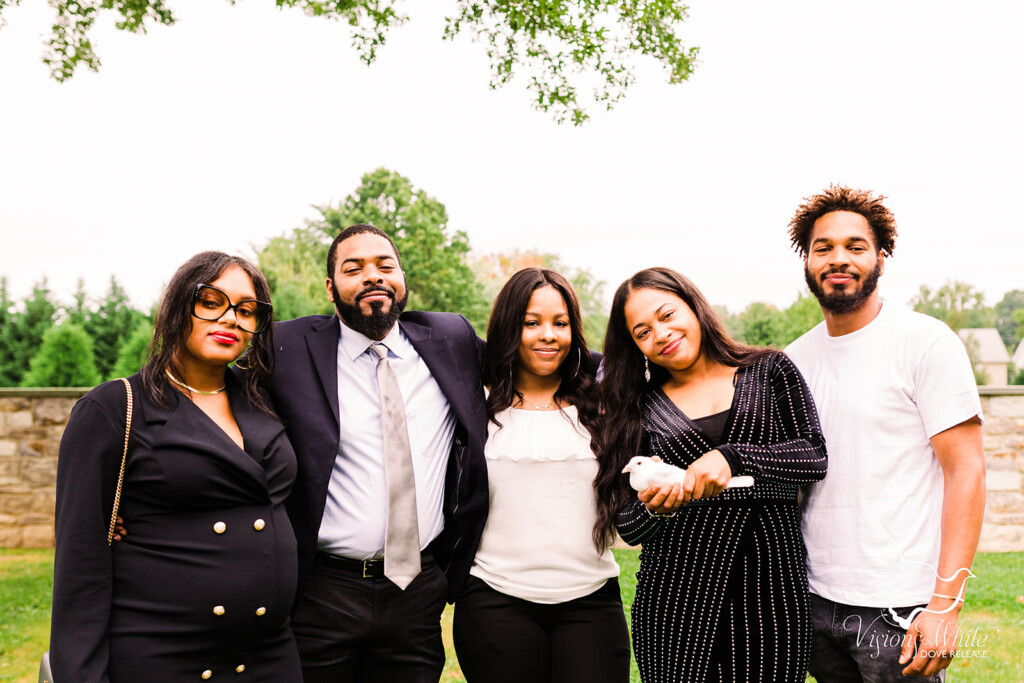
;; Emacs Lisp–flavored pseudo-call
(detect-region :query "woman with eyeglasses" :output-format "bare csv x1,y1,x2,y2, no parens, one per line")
50,252,302,683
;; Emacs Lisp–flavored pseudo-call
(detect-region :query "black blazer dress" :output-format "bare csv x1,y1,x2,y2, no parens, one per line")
50,373,301,683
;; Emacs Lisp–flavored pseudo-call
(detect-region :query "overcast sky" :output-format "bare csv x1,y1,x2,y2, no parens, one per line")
1,0,1021,317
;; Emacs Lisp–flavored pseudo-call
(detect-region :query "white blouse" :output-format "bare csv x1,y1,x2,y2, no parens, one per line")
469,405,620,604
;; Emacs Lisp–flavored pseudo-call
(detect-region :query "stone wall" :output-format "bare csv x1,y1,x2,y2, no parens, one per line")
0,389,86,547
978,389,1024,552
2,387,1023,550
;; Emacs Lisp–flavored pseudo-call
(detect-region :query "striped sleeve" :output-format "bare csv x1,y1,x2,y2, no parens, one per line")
717,353,827,484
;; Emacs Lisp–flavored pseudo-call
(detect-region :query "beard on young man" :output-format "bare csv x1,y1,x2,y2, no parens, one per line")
804,260,882,315
332,280,410,340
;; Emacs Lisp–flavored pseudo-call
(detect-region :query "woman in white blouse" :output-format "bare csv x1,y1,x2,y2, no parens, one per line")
452,268,629,683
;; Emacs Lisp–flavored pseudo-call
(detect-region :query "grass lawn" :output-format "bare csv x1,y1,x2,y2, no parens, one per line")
0,549,53,683
2,549,1020,683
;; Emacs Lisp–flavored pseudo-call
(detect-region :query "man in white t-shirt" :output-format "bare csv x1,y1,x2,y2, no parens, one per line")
784,185,985,681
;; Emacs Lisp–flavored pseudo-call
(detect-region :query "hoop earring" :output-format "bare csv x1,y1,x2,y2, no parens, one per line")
233,351,252,371
644,357,651,383
570,347,582,380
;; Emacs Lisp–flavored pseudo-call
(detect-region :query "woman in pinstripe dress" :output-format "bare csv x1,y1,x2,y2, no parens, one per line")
595,267,828,682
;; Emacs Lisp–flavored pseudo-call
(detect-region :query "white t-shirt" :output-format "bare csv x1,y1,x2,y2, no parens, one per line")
469,405,620,604
786,304,982,607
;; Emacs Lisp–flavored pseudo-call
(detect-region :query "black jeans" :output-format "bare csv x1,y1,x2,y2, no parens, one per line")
453,575,630,683
808,593,945,682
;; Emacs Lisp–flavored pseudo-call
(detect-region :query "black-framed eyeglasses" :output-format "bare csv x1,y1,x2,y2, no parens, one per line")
190,284,273,334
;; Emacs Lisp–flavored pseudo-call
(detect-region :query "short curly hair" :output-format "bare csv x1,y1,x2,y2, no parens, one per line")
788,185,898,257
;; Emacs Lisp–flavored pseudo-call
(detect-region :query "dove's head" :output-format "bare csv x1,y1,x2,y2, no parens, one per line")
622,456,649,474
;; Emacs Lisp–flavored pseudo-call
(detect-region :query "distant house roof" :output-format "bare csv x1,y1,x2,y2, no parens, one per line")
1014,339,1024,368
957,328,1011,363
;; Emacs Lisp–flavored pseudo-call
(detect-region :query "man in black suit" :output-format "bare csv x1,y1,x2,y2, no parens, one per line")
265,224,489,682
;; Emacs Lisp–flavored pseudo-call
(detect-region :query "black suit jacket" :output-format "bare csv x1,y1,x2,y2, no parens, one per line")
266,311,489,602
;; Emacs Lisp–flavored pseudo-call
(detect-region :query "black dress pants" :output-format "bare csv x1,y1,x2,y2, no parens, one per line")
291,555,448,683
453,575,631,683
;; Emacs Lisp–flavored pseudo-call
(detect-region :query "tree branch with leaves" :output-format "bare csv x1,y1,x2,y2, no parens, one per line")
5,0,698,124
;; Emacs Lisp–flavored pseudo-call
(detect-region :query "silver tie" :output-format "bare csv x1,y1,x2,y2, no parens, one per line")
369,343,421,589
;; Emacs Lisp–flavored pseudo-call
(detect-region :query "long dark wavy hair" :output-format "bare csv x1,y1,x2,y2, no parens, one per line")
593,267,774,540
485,268,611,551
140,251,276,415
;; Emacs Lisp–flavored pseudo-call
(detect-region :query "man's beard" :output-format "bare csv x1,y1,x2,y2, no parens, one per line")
332,282,409,340
804,260,882,315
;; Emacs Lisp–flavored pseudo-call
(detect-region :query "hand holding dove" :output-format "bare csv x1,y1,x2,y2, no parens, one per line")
622,455,755,492
623,453,754,513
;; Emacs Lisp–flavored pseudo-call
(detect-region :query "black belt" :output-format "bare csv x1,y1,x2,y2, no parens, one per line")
315,551,433,579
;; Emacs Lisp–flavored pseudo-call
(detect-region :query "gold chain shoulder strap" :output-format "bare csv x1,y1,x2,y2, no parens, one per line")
106,378,134,546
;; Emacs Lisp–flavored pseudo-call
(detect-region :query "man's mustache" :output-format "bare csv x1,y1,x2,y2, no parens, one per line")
357,285,396,301
820,267,860,283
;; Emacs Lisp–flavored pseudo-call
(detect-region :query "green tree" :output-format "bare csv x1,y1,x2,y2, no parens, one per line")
257,168,489,332
1011,361,1024,386
65,278,90,327
566,266,609,350
994,289,1024,347
21,324,101,388
0,279,59,387
714,305,742,341
471,249,608,349
778,292,824,347
109,321,154,379
734,302,785,348
958,334,989,386
0,277,17,386
910,280,995,331
84,276,149,378
473,249,553,305
13,1,698,124
257,224,337,322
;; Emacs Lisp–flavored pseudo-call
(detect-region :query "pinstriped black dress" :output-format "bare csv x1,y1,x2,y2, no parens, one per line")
616,352,827,683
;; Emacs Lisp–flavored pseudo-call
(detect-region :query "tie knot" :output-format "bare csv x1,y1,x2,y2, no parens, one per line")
369,342,389,360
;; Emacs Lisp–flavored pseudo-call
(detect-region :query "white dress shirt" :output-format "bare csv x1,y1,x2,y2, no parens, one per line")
317,319,456,560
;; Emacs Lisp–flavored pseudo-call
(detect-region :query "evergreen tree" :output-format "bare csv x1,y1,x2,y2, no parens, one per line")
0,278,17,386
85,276,148,378
109,321,154,379
66,278,90,327
21,324,101,388
2,279,59,386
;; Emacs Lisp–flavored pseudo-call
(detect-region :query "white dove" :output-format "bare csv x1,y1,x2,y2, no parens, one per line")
622,456,755,492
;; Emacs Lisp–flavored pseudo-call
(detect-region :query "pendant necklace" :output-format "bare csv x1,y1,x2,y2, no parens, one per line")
521,395,554,410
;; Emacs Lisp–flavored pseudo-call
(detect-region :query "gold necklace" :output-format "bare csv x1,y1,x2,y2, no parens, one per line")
166,369,226,395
